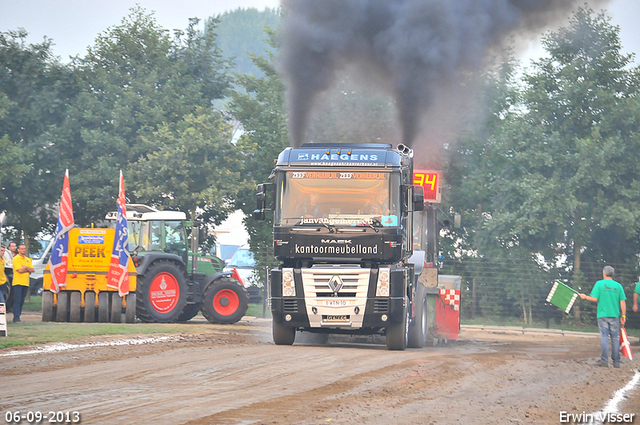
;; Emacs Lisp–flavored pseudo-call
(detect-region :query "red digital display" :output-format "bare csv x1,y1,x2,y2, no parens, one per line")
413,170,442,203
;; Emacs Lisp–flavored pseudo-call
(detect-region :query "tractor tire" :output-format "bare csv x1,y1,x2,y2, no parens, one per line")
273,320,296,345
125,293,136,323
408,285,428,348
56,292,69,322
84,292,96,323
386,302,409,351
200,277,249,324
110,292,122,323
42,291,54,322
69,292,82,323
176,303,200,322
136,261,187,323
98,292,110,322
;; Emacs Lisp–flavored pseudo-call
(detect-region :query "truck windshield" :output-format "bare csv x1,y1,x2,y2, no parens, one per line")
275,171,401,227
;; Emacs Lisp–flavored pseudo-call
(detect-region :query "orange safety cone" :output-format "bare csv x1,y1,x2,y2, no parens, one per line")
620,326,633,360
230,267,245,287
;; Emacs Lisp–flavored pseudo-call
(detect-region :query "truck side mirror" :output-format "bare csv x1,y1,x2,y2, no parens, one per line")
253,183,273,221
412,185,424,211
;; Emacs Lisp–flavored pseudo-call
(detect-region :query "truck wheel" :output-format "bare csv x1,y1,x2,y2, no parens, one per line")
98,292,110,322
69,292,82,322
273,320,296,345
200,277,249,324
84,292,96,323
136,261,187,323
408,285,427,348
56,292,69,322
386,302,409,350
110,293,122,323
125,293,136,323
42,291,54,322
177,304,200,322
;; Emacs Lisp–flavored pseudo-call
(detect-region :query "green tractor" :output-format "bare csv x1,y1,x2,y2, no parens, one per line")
106,204,249,323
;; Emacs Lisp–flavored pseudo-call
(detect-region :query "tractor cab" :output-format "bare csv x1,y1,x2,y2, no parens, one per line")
105,204,223,275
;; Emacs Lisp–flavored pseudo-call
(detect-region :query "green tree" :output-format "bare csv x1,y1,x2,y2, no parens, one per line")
228,30,288,282
477,7,640,307
45,7,234,226
131,108,240,222
0,29,78,244
216,7,280,77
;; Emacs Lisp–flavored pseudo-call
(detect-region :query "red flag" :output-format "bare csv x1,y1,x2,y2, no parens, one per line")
620,326,633,360
48,170,74,293
106,171,130,296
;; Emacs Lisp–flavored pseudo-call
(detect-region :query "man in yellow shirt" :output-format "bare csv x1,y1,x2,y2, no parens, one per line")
12,244,34,323
0,245,7,304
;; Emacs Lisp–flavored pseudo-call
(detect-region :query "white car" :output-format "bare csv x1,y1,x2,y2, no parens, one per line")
223,245,258,287
30,239,53,295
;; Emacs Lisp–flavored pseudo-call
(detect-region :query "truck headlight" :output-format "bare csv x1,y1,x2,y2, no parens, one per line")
282,268,295,297
376,268,390,297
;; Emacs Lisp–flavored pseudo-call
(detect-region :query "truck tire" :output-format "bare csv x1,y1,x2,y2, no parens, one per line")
55,292,69,322
98,291,110,322
84,292,96,323
136,261,187,323
177,304,200,322
69,292,82,322
408,285,427,348
200,277,249,324
42,291,54,322
125,293,136,323
386,302,409,350
273,320,296,345
110,292,122,323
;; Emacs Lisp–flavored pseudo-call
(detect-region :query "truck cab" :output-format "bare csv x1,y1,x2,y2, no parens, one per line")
255,143,425,350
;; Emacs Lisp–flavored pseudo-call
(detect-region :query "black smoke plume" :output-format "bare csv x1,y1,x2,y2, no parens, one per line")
278,0,609,148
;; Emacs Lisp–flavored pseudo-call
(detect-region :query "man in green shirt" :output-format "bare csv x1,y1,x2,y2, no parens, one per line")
579,266,627,368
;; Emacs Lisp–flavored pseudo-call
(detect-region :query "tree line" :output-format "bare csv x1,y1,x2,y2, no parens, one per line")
2,6,639,326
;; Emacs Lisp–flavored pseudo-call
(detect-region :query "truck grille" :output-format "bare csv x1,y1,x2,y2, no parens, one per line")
301,267,370,299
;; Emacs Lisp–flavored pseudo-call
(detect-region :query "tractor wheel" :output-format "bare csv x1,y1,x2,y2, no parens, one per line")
125,293,136,323
408,285,428,348
110,292,122,323
98,292,110,322
42,291,54,322
386,302,409,351
273,320,296,345
69,292,82,323
84,292,96,323
176,303,200,322
55,292,69,322
200,277,249,324
136,261,187,323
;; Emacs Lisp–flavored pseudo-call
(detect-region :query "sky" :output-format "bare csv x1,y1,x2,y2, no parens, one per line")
2,0,640,64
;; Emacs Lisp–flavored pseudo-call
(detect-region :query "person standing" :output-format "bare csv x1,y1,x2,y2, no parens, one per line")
579,266,627,368
12,243,34,323
633,280,640,346
0,245,7,304
3,241,15,283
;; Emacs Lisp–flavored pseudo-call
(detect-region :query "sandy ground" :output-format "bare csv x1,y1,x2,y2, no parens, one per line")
1,314,638,425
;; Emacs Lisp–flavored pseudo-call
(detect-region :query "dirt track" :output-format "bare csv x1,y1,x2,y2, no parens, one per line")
1,315,638,425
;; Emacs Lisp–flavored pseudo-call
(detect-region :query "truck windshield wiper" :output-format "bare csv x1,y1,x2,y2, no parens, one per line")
320,221,335,233
359,219,380,233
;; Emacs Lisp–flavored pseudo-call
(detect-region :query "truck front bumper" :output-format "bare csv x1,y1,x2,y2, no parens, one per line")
271,296,406,330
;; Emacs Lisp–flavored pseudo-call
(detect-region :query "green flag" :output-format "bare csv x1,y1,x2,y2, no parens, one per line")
546,281,578,314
